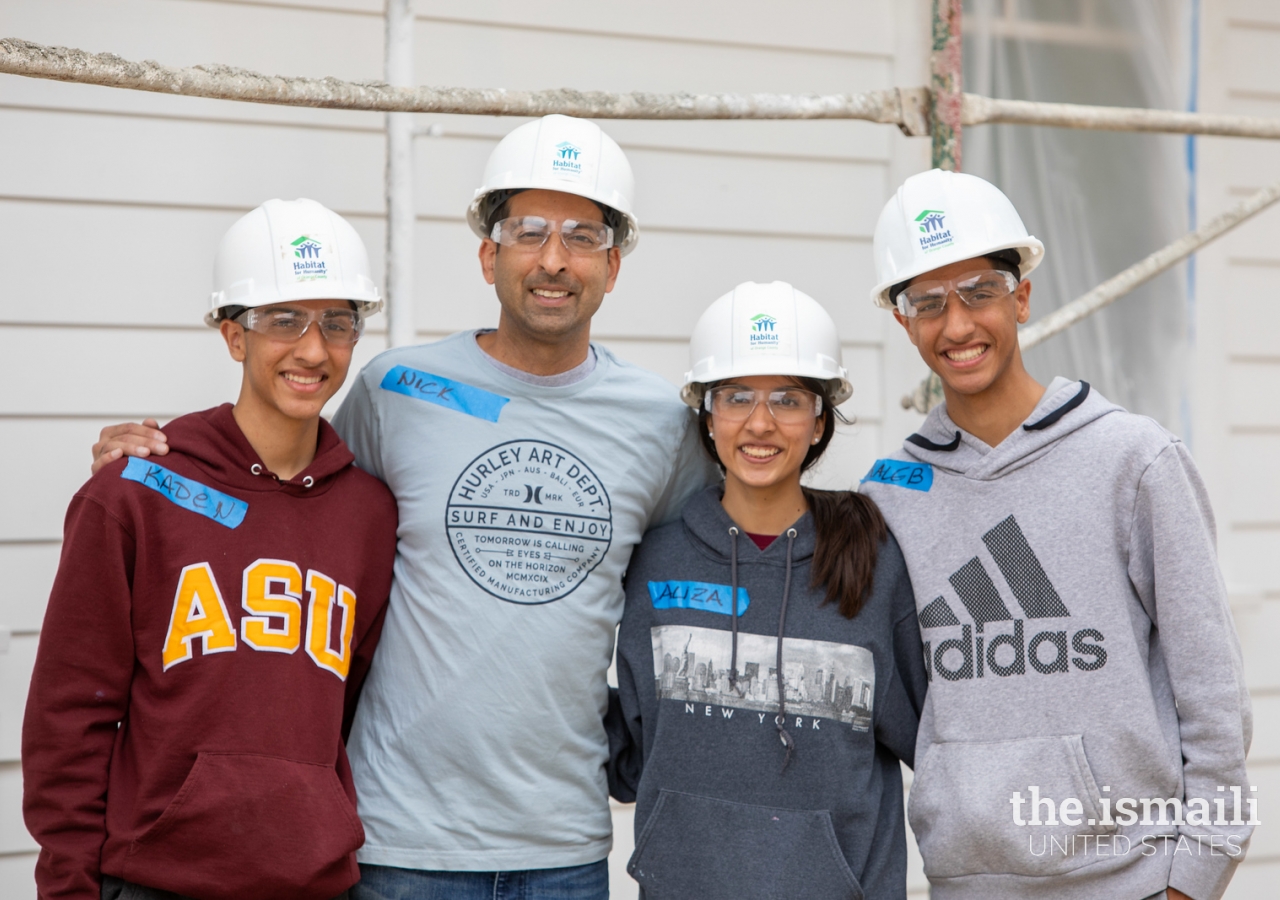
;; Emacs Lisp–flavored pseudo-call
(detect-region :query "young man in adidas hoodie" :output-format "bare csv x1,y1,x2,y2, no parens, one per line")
858,170,1252,900
23,199,397,900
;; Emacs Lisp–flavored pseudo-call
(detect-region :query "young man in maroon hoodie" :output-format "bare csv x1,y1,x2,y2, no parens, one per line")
22,199,398,900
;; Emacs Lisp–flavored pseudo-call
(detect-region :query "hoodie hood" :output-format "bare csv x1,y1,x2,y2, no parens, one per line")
902,377,1122,480
164,403,355,495
680,486,816,564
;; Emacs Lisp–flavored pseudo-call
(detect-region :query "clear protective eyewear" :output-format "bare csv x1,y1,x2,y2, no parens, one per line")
705,386,824,424
896,269,1020,319
236,306,364,345
489,216,615,255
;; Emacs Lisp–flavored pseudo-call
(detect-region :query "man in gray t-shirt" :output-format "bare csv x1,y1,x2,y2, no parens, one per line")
92,114,717,900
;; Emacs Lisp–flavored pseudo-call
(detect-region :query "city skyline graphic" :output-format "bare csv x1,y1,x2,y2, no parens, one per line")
650,624,875,731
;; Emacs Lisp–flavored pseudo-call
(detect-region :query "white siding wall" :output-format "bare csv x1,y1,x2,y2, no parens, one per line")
1200,2,1280,896
0,1,932,896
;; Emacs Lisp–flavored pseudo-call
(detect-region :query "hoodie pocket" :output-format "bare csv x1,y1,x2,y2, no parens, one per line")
628,790,862,900
124,752,363,900
908,735,1113,879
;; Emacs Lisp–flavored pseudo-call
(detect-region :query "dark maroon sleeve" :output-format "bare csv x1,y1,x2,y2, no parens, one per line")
341,599,389,743
341,486,397,743
23,495,137,900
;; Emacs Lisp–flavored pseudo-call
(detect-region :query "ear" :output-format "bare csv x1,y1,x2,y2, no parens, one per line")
892,309,920,347
220,319,247,362
812,419,826,444
478,239,498,286
603,246,622,294
1015,278,1032,325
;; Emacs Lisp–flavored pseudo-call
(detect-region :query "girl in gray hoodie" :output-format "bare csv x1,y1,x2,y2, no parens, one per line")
609,282,928,900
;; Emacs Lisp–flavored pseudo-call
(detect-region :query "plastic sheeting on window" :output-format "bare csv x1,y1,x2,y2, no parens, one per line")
963,0,1194,434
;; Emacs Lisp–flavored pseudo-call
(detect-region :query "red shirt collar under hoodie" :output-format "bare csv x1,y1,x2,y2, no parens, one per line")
22,403,397,900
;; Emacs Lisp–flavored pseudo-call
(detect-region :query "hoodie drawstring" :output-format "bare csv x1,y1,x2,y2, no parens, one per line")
775,527,798,771
727,527,744,696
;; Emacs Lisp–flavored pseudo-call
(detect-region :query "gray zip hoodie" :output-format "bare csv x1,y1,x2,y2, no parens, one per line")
610,486,928,900
859,377,1253,900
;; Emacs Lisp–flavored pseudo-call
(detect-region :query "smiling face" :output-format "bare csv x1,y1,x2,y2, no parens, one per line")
893,256,1032,398
709,375,825,495
221,299,355,423
478,189,621,345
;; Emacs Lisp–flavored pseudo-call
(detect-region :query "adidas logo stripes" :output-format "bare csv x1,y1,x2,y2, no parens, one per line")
919,515,1107,682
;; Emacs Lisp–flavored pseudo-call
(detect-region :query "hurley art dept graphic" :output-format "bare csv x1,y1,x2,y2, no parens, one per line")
446,440,612,604
651,624,875,731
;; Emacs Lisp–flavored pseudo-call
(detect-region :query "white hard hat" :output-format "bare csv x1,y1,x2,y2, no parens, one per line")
466,114,639,256
206,198,382,326
681,281,853,408
870,169,1045,310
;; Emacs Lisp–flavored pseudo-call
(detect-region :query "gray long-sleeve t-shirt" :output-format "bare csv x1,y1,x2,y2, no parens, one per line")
859,377,1253,900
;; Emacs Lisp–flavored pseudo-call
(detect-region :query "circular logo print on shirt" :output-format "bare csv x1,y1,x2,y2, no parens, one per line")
446,440,613,604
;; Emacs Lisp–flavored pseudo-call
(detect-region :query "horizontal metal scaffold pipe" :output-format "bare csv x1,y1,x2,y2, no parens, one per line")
963,93,1280,140
900,178,1280,412
7,38,1280,139
0,38,908,122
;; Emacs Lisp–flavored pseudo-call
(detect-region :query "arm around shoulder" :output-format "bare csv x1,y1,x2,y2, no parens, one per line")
609,534,670,802
880,532,928,768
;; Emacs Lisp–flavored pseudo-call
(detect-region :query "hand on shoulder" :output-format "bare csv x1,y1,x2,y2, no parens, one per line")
91,419,168,475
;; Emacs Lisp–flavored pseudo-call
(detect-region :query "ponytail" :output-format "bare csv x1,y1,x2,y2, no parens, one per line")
802,488,887,619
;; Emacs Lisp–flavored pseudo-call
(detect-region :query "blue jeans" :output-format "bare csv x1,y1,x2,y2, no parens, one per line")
352,861,609,900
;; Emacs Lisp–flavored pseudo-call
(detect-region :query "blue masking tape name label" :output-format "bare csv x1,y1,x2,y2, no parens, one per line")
121,457,249,529
861,459,934,492
380,366,510,422
649,580,749,616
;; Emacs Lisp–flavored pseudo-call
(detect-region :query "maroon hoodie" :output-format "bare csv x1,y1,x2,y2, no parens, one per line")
23,404,397,900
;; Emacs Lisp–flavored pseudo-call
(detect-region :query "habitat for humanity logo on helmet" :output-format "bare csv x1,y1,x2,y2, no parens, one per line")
748,313,780,350
289,234,328,281
552,141,583,177
915,209,955,253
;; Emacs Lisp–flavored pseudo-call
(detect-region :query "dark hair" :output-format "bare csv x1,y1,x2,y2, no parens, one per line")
887,248,1023,307
696,377,888,618
482,189,626,243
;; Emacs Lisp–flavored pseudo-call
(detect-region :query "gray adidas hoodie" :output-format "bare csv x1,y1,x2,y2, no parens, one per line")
610,486,928,900
859,377,1253,900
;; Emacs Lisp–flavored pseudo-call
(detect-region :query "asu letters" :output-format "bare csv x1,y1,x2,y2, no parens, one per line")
162,559,357,678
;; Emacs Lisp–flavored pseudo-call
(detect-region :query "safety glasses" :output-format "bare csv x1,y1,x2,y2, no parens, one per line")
896,269,1020,319
489,216,615,255
236,306,364,345
705,386,823,424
